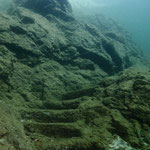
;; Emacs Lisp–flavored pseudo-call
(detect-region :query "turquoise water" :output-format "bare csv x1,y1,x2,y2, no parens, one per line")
100,0,150,57
0,0,12,11
69,0,150,57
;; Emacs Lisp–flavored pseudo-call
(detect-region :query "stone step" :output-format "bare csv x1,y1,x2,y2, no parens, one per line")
24,121,82,138
28,133,93,150
62,87,96,100
43,99,82,110
20,108,83,123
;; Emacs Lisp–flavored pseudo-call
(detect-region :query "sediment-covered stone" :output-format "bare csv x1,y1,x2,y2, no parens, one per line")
0,0,149,149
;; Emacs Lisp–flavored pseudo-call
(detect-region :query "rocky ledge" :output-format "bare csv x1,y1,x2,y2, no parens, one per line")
0,0,149,150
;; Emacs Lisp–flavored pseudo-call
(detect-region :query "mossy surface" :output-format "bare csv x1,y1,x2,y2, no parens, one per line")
1,68,150,149
0,0,150,149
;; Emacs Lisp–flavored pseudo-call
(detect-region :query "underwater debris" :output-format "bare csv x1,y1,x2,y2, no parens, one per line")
109,136,136,150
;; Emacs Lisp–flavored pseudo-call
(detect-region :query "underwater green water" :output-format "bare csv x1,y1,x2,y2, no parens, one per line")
0,0,12,11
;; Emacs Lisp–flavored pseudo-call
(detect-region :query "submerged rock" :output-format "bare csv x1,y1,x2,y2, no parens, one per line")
12,0,73,21
0,0,149,149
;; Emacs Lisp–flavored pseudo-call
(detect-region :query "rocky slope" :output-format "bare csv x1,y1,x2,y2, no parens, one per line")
0,0,150,150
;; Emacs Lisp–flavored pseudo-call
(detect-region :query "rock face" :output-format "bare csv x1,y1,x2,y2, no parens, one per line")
13,0,73,20
0,0,149,149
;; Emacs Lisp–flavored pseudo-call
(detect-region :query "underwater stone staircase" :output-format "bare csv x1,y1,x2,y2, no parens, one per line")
19,88,101,150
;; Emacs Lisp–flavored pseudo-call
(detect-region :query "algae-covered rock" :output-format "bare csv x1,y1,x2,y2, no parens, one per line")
96,69,150,149
0,103,34,150
0,0,149,149
12,0,73,21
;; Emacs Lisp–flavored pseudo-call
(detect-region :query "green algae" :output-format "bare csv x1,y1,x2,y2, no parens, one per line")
0,0,150,150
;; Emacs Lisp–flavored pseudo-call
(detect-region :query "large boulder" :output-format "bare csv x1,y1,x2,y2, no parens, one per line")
12,0,73,20
0,0,146,99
